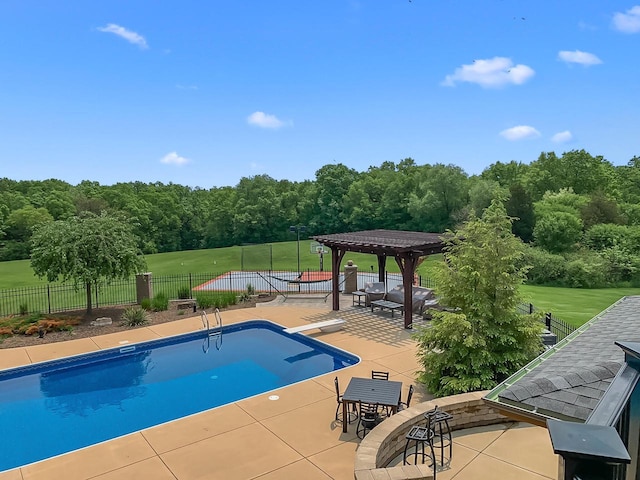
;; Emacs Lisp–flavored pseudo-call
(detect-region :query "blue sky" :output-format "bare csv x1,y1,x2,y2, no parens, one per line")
1,1,639,188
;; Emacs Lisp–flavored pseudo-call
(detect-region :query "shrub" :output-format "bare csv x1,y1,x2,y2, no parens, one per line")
151,292,169,311
564,252,607,288
599,246,640,284
0,314,80,337
177,286,191,299
522,246,566,285
140,298,152,310
533,211,583,253
246,283,255,295
19,303,29,315
584,224,630,251
121,307,149,326
196,292,237,309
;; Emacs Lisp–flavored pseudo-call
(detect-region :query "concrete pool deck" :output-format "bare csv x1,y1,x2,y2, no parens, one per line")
0,297,559,480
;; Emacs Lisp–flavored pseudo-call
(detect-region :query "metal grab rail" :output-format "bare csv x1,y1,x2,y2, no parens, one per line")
201,308,223,353
201,309,210,331
214,308,222,329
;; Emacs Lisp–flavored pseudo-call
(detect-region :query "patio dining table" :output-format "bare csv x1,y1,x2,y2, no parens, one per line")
341,377,403,433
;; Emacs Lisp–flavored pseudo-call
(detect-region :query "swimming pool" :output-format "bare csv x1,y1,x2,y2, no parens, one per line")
0,320,359,472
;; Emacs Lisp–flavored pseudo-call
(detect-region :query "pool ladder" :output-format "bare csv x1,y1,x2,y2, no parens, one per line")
201,308,223,353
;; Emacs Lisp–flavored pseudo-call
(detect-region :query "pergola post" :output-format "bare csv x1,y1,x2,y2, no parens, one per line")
377,255,386,283
331,247,346,311
395,253,419,329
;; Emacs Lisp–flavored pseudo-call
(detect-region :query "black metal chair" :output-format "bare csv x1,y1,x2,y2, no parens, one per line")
424,405,453,467
371,371,391,416
371,370,390,380
398,384,415,411
403,425,437,478
356,401,381,439
334,377,357,424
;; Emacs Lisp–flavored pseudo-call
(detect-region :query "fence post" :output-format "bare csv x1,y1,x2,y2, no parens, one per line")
529,303,534,314
189,273,193,299
545,312,552,330
47,284,51,314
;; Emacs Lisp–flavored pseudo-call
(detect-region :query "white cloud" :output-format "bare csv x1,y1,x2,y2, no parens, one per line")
612,5,640,33
558,50,602,66
442,57,535,88
552,131,573,143
97,24,148,49
499,125,541,141
160,151,190,166
247,111,286,129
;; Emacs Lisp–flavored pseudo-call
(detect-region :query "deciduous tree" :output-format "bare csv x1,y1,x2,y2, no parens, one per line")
30,212,146,314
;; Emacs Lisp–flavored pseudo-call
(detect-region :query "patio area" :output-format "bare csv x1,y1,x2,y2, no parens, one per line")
0,296,558,480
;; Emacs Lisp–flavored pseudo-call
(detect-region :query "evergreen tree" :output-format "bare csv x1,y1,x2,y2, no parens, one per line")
414,199,543,396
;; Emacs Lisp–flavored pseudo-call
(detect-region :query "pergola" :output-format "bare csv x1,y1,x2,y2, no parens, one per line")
312,229,444,329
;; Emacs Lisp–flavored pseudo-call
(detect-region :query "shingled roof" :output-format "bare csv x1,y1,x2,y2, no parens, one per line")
489,296,640,422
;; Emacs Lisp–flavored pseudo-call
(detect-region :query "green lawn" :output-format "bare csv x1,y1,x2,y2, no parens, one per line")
520,285,638,328
0,243,636,327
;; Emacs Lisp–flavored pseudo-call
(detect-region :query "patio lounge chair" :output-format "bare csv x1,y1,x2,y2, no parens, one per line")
385,284,436,315
363,282,386,306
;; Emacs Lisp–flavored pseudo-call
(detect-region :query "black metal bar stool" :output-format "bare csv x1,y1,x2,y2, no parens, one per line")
403,425,437,478
424,405,453,467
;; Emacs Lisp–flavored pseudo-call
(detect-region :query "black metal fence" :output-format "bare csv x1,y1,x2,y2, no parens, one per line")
0,269,341,316
515,302,576,341
0,271,581,339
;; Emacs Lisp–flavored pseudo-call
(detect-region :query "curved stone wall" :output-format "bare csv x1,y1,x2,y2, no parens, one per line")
354,390,510,480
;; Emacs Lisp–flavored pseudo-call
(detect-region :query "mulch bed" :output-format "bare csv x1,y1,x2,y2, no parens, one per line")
0,296,276,349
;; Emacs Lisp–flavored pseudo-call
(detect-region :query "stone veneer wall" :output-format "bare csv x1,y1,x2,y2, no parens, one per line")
354,390,510,480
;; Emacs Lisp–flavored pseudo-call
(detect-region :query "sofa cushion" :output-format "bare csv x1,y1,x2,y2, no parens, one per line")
385,285,434,313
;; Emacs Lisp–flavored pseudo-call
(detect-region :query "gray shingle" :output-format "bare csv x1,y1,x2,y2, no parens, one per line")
575,370,599,384
561,404,591,420
534,377,561,393
527,397,566,413
571,385,606,399
565,372,585,387
593,380,612,392
574,395,599,409
499,390,518,401
545,390,578,404
602,362,623,375
521,382,545,397
547,376,571,391
508,385,533,401
591,365,616,381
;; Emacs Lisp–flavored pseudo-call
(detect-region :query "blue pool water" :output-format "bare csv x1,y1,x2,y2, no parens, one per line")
0,320,359,472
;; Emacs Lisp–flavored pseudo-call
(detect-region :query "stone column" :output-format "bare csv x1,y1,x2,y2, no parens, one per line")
136,272,153,304
344,260,358,294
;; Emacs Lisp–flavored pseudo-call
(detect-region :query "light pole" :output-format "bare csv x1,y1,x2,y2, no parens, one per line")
289,225,306,273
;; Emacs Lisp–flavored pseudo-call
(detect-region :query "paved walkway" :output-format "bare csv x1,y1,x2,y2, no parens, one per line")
0,296,558,479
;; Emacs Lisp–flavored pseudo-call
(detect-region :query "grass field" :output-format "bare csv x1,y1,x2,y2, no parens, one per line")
0,241,636,326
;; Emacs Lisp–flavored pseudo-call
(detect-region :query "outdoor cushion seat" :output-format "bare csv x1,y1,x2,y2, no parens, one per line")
363,282,386,306
385,285,435,314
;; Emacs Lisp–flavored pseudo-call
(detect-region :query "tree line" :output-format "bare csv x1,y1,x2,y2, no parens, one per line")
2,149,640,287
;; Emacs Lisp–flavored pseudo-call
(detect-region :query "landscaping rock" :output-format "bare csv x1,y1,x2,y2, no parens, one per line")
91,317,112,326
177,301,196,311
